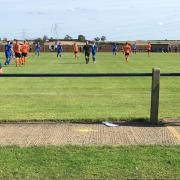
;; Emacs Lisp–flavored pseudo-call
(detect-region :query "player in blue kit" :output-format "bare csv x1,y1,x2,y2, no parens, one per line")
92,42,97,64
132,42,137,54
112,43,117,56
4,41,13,65
57,42,63,58
35,42,41,56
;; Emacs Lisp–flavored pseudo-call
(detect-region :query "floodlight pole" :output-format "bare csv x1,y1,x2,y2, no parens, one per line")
150,68,160,125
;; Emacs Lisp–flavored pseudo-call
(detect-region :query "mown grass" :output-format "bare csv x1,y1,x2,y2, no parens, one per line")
0,145,179,180
0,52,179,122
0,53,179,180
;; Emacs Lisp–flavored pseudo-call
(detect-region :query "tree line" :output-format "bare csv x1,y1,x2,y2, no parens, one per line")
0,35,106,43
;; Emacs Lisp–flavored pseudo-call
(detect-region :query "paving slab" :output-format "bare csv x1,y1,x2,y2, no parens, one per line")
0,122,179,147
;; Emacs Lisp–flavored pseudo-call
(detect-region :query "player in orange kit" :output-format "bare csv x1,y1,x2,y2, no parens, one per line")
147,42,152,57
21,41,29,65
73,43,79,59
0,63,3,74
13,40,21,67
123,42,132,63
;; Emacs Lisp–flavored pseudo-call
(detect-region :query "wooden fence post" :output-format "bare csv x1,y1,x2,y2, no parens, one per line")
150,68,160,125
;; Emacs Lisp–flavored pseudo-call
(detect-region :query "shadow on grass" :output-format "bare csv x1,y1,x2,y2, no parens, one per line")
0,117,172,127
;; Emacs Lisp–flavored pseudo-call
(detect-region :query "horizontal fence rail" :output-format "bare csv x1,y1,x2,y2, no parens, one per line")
0,69,179,125
0,73,180,77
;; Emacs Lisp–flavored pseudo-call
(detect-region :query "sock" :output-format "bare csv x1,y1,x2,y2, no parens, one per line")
16,59,19,66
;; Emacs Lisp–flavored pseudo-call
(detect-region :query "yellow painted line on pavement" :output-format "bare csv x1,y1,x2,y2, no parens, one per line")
166,126,180,142
76,129,98,133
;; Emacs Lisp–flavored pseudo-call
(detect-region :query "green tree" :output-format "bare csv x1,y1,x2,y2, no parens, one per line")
64,35,73,40
101,36,106,42
78,35,86,41
43,35,48,42
34,38,43,44
94,37,100,42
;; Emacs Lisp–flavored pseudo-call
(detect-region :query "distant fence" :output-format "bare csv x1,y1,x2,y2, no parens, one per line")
0,44,180,53
0,69,180,125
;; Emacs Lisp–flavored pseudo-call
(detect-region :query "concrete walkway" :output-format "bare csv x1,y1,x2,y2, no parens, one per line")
0,121,179,147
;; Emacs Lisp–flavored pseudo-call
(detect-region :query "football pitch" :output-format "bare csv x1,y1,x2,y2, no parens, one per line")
0,52,180,122
0,52,180,180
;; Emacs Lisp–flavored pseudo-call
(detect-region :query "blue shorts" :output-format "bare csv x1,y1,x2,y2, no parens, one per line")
5,52,11,58
92,53,96,58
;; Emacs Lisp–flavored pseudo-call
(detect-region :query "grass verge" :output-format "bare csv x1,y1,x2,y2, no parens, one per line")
0,145,179,179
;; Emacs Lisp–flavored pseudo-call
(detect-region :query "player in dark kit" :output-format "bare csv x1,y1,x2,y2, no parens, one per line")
83,41,92,64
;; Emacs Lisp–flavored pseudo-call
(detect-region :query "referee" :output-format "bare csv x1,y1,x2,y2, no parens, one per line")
83,41,92,64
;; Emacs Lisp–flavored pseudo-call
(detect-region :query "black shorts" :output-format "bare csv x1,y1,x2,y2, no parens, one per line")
22,53,27,57
125,53,130,56
15,52,21,58
85,53,90,57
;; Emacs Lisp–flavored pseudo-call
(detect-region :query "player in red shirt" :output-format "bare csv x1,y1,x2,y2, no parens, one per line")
73,43,79,59
147,42,152,57
13,40,21,67
0,63,3,74
21,41,29,65
123,42,132,63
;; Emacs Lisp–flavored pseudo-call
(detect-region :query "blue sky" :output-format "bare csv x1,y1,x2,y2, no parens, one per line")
0,0,180,40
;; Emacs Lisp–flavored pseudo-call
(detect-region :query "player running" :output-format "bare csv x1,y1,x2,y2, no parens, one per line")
83,41,92,64
91,42,97,64
132,42,137,54
13,40,22,67
123,42,132,63
35,42,41,56
147,42,152,57
21,41,29,65
73,43,79,59
112,43,117,55
57,42,63,59
0,63,3,74
4,41,13,65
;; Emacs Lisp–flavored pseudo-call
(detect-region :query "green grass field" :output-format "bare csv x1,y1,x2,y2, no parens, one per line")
0,145,179,179
0,52,180,122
